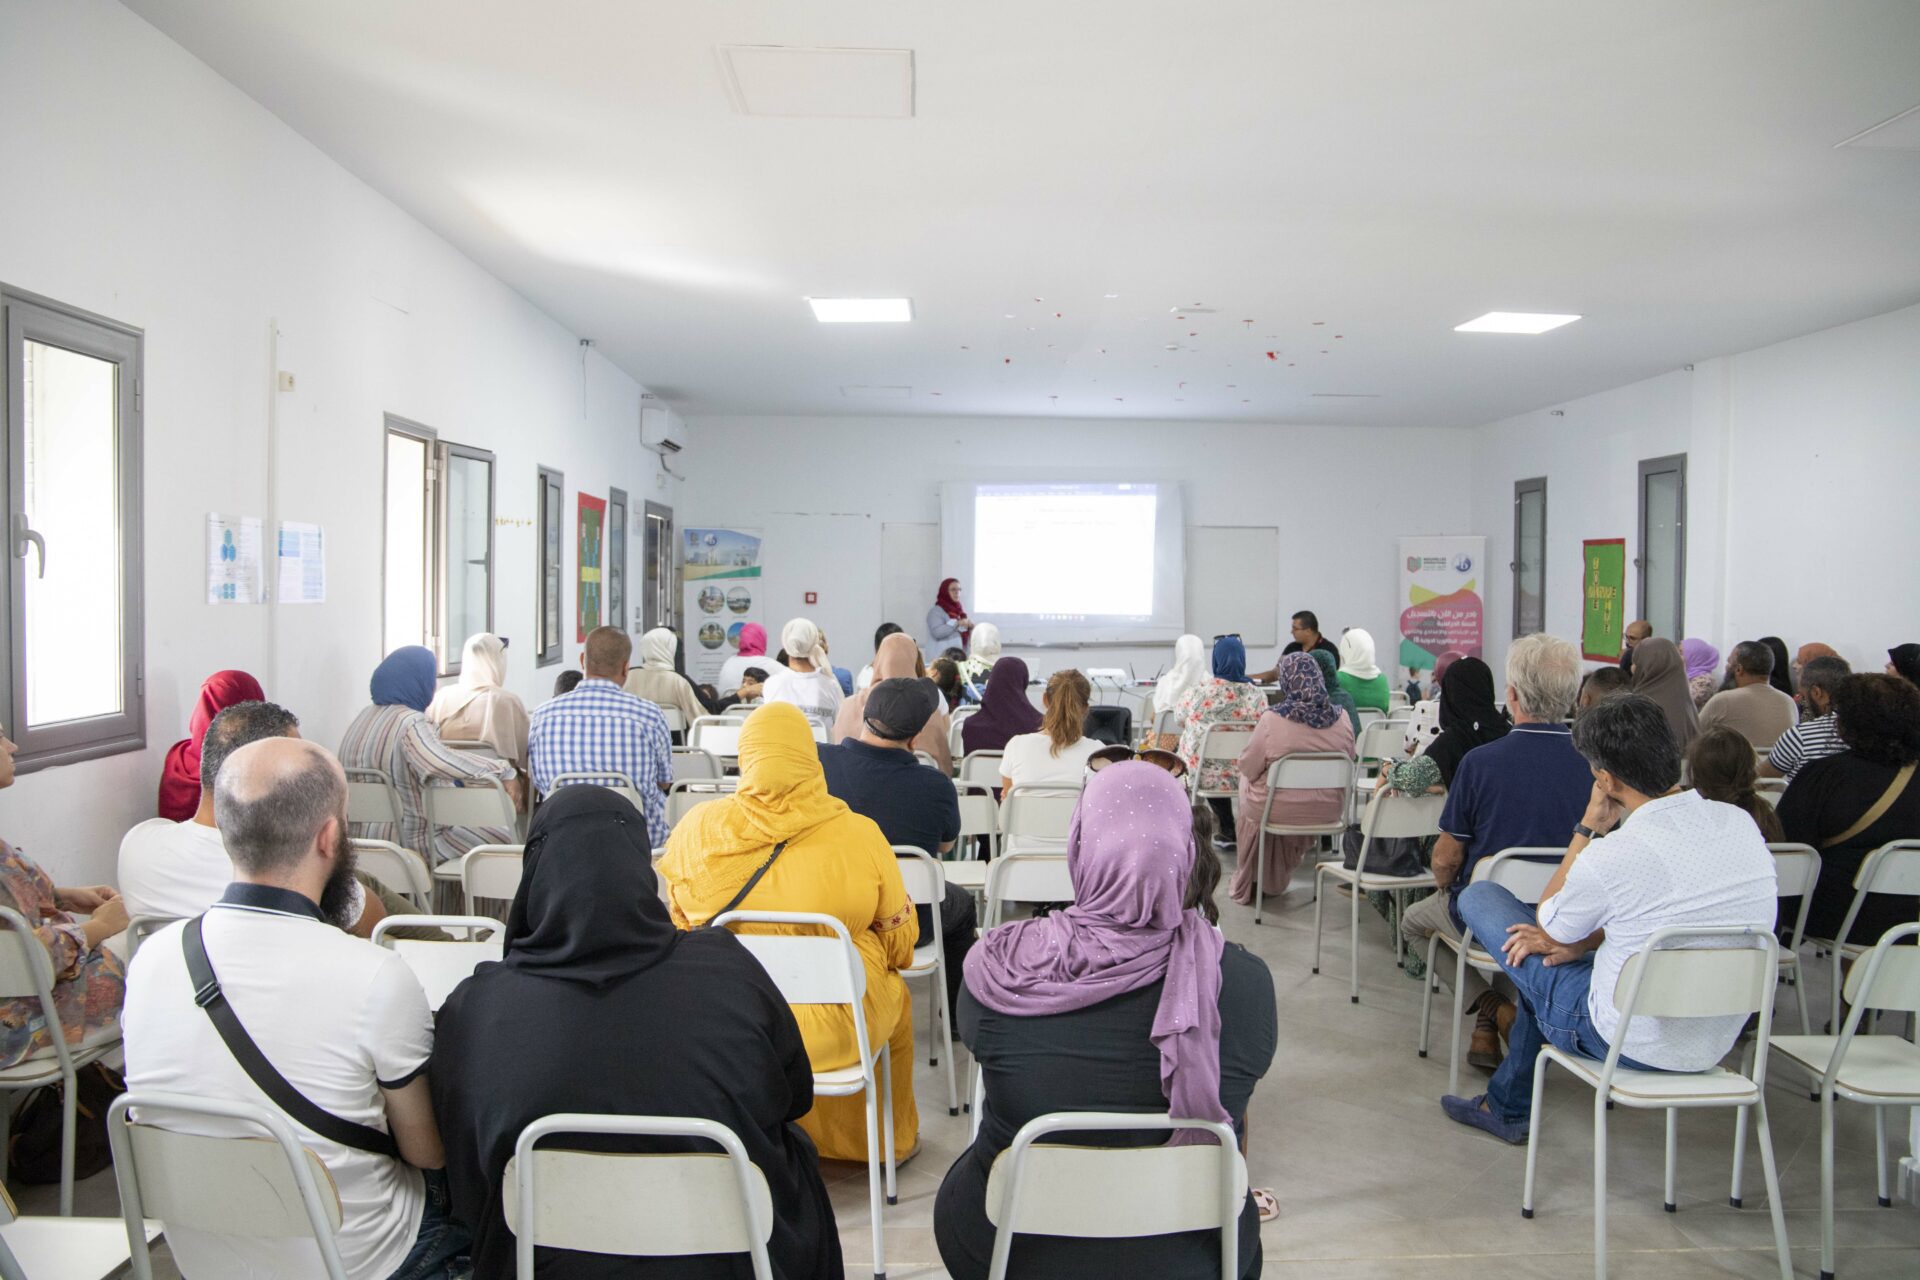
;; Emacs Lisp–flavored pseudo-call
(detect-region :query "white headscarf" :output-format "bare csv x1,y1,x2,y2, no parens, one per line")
639,627,677,671
426,632,529,767
961,621,1003,681
781,617,831,673
432,633,507,718
1154,633,1209,714
1338,628,1381,681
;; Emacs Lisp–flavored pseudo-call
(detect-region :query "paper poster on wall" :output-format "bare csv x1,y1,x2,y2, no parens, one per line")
576,493,606,641
206,513,264,604
682,527,763,686
1396,535,1486,679
1581,538,1627,661
275,521,326,604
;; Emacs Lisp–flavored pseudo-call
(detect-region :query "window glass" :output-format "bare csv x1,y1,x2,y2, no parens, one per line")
1514,480,1545,637
383,431,429,656
444,450,491,651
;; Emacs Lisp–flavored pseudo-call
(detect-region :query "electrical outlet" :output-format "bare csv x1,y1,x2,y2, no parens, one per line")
277,371,296,392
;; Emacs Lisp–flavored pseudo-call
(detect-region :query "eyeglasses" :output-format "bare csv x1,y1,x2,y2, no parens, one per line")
1211,633,1240,642
1085,744,1189,779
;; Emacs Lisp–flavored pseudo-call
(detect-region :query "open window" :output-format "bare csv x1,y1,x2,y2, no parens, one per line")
381,414,494,672
1512,477,1546,637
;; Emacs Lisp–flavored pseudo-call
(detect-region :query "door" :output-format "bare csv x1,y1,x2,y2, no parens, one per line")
1512,477,1546,637
1636,454,1686,640
642,502,675,632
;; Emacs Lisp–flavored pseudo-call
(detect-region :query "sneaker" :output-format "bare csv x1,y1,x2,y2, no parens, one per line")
1440,1093,1529,1144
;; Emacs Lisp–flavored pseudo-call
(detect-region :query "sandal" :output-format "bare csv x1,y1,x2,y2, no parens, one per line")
1252,1188,1279,1222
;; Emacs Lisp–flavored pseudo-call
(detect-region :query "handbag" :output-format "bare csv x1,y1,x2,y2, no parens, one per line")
1821,761,1916,849
7,1062,123,1184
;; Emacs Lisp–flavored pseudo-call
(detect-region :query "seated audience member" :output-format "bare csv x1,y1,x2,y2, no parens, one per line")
936,761,1277,1280
760,618,844,730
1779,673,1920,945
1174,637,1270,795
1150,633,1209,749
621,626,707,731
1232,652,1356,904
1792,641,1839,685
1441,694,1777,1143
1618,619,1653,677
1699,640,1799,750
1336,628,1391,712
1628,637,1699,751
529,626,673,846
1765,654,1850,780
834,632,952,772
1310,648,1362,737
1689,726,1785,843
855,621,906,692
1403,635,1588,1065
157,669,266,822
716,622,770,697
1251,608,1341,682
958,621,1003,694
0,722,126,1069
431,787,843,1280
928,576,974,654
341,646,517,865
960,656,1041,755
123,737,465,1279
1888,643,1920,687
714,666,770,714
1577,665,1631,712
659,704,919,1164
1681,639,1721,709
820,676,977,1013
1759,636,1795,698
427,633,530,800
1418,656,1510,788
1000,671,1101,850
551,668,583,697
930,657,965,712
1402,649,1464,752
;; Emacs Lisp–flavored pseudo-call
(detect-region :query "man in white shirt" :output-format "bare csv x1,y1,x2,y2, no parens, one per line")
122,737,467,1279
1440,694,1777,1143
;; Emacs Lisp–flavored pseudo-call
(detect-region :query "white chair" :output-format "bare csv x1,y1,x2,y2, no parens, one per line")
1766,843,1821,1036
544,769,645,811
1000,785,1081,855
958,749,1004,789
969,855,1079,1115
955,782,1000,861
984,1111,1246,1280
0,907,122,1215
371,915,504,1010
460,844,525,911
343,766,405,834
672,746,723,782
1312,789,1444,1001
690,716,747,760
1805,840,1920,1027
1388,690,1410,709
1252,751,1353,923
1386,705,1414,726
1188,722,1257,804
712,910,893,1280
422,775,516,863
107,1091,347,1280
895,846,958,1115
1416,847,1563,1095
349,838,431,911
124,914,182,959
1350,720,1407,821
1355,706,1387,733
656,704,688,736
809,718,830,743
505,1113,774,1280
0,1176,145,1280
1520,928,1791,1280
1759,922,1920,1280
913,750,943,771
667,778,739,830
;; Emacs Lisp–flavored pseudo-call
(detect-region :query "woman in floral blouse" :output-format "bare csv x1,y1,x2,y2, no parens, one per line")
1174,636,1271,797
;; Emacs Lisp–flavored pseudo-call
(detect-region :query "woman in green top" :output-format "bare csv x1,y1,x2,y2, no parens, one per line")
1336,628,1391,712
1309,649,1361,736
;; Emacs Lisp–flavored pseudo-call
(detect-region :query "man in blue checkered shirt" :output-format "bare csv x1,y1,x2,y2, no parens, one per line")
529,626,674,845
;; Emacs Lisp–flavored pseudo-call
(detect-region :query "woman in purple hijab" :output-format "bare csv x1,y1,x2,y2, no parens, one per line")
934,762,1277,1279
1681,638,1721,709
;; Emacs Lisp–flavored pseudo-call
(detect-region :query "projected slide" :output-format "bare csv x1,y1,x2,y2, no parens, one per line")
940,481,1187,645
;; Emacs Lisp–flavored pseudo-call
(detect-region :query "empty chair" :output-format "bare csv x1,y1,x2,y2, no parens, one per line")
344,766,406,839
955,782,1001,861
666,778,739,830
371,915,503,1010
1802,840,1920,1025
1000,785,1082,855
895,847,959,1115
349,839,431,911
1765,843,1821,1035
459,844,524,912
689,716,748,759
1312,790,1445,1001
543,769,645,811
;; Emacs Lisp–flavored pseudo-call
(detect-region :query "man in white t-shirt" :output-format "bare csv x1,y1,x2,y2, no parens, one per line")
122,737,466,1279
1440,694,1776,1144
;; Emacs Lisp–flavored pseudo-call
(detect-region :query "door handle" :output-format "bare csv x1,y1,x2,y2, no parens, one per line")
12,514,45,579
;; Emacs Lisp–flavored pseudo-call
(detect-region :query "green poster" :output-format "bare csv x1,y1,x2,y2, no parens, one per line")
1582,538,1626,661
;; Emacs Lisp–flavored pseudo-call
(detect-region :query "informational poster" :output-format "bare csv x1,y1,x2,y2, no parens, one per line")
275,521,326,605
1397,535,1486,679
1581,538,1628,661
576,493,606,641
682,527,763,686
206,513,264,604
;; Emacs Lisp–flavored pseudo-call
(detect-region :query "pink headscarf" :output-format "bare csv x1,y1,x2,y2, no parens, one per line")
963,761,1229,1142
736,623,767,658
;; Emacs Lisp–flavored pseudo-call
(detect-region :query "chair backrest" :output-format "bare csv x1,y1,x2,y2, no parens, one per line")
1355,706,1387,731
1265,750,1353,793
688,718,746,757
671,746,722,781
984,853,1076,928
984,1112,1244,1280
710,911,865,1008
343,767,402,830
1832,840,1920,947
955,783,1000,852
423,776,515,835
1838,921,1920,1014
349,839,431,909
1354,720,1404,765
1194,722,1256,765
462,845,526,903
1467,847,1566,906
1612,927,1777,1024
545,771,645,811
504,1114,773,1280
1767,843,1822,950
1386,706,1413,725
0,908,57,1010
371,916,504,1010
1388,690,1410,708
667,779,738,829
108,1092,346,1279
1002,786,1081,845
1357,789,1448,842
125,913,183,959
893,846,944,917
959,750,1005,787
913,750,942,771
656,705,688,734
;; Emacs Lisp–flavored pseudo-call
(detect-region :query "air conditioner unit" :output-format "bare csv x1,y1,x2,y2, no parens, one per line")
640,399,685,454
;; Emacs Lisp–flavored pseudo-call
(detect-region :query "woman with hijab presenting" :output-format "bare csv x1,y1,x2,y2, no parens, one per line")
427,633,530,774
1336,628,1390,712
1629,637,1700,751
156,670,265,821
961,656,1043,756
928,577,974,654
621,627,707,731
432,787,843,1280
834,632,953,772
659,704,920,1164
1149,634,1208,749
936,761,1276,1280
1233,653,1355,904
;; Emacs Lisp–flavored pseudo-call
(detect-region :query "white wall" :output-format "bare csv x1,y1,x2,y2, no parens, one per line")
0,0,674,882
678,415,1480,686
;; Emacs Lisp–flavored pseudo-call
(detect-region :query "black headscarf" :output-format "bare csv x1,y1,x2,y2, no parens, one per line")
1890,643,1920,688
1759,636,1795,698
1422,656,1510,786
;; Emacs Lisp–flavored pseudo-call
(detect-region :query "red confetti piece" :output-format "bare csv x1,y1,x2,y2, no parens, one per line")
1265,351,1277,360
1004,358,1011,364
1335,334,1344,339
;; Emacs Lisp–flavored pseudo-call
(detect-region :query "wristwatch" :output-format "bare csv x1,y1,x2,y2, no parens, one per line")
1573,822,1598,840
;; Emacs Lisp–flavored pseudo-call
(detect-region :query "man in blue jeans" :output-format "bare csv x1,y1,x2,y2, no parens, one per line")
1441,694,1777,1142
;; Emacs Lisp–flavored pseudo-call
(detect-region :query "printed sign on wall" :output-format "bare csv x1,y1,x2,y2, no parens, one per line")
576,493,606,641
1582,538,1628,661
1397,535,1486,679
682,527,764,687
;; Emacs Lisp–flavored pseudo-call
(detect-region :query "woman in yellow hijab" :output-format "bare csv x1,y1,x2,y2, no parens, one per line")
659,702,920,1162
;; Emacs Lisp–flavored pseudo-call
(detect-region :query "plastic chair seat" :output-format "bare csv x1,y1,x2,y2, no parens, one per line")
1316,864,1430,893
810,1063,874,1095
1768,1034,1920,1101
1539,1047,1760,1105
905,942,938,975
0,1023,120,1083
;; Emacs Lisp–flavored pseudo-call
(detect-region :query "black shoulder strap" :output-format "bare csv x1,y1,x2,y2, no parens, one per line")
183,915,400,1158
710,840,789,923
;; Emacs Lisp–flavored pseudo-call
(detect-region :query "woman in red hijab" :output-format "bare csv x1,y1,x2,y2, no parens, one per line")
928,577,973,653
156,670,265,820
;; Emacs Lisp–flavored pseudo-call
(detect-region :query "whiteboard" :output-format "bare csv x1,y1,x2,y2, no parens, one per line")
882,521,1278,649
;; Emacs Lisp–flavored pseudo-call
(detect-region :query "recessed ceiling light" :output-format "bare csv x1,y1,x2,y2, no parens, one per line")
807,297,912,323
1454,311,1581,334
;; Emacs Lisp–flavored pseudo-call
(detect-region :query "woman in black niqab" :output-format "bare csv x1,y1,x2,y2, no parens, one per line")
1421,656,1511,786
430,786,842,1279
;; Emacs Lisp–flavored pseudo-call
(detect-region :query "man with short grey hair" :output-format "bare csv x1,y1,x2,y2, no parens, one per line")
1763,654,1851,779
123,737,468,1280
1700,639,1798,751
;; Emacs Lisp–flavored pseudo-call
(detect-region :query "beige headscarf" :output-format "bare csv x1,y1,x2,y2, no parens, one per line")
1629,637,1700,751
639,627,677,671
781,617,831,673
427,633,529,766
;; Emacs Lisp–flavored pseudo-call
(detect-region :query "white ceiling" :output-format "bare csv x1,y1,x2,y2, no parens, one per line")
124,0,1920,428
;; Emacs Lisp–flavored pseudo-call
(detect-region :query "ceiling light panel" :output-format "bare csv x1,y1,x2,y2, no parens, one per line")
1454,311,1582,334
720,45,914,118
809,298,913,322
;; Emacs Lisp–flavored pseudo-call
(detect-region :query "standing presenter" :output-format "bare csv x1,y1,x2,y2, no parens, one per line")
928,577,974,653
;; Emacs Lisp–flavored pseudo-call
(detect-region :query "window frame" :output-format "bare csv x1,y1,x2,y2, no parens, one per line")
1636,453,1688,640
535,465,564,667
642,501,676,633
438,442,496,675
1511,475,1546,639
380,414,439,665
606,486,628,634
0,286,146,773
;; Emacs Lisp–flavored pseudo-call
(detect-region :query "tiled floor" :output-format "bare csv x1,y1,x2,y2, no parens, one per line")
14,875,1920,1278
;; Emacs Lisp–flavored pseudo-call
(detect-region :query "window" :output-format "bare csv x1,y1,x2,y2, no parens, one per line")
606,486,628,634
1512,477,1546,637
0,287,145,772
642,501,675,632
1637,453,1687,640
381,415,494,672
536,466,564,666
